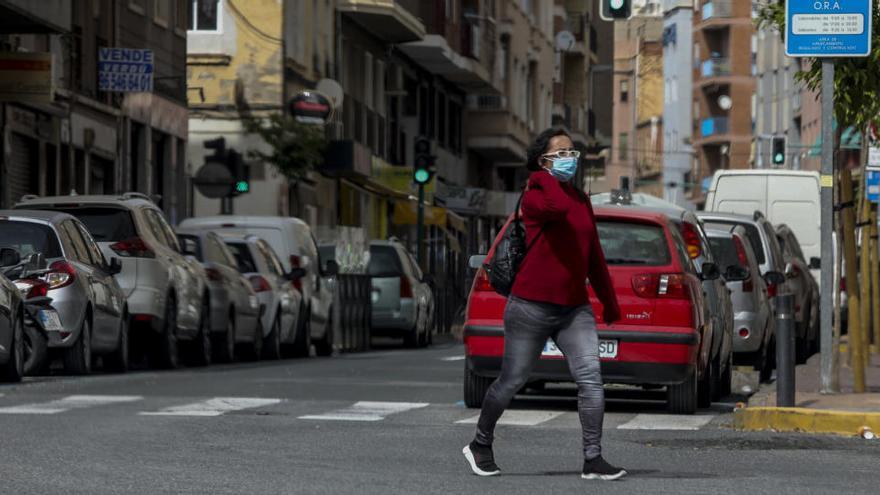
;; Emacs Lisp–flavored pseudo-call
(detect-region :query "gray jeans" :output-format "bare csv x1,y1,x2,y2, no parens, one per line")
475,295,604,460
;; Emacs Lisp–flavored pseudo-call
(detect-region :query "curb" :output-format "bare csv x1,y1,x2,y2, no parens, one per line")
734,406,880,437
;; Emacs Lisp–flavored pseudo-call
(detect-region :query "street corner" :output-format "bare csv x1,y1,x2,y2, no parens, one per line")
733,405,880,438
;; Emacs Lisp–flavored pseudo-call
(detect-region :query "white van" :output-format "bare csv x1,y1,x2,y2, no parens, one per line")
704,170,821,283
179,216,334,356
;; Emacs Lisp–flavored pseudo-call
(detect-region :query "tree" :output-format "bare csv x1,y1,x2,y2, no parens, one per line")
756,3,880,132
242,113,327,180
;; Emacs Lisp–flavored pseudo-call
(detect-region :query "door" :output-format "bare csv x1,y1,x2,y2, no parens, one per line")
60,220,107,349
0,278,14,363
73,220,123,351
143,208,200,333
257,240,297,336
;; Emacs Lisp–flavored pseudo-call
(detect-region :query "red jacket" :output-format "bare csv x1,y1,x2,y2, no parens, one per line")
510,171,621,319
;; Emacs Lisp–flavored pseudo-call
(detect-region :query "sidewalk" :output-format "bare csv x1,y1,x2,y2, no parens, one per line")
734,348,880,436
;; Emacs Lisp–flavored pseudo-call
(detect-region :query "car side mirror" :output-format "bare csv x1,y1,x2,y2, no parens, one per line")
700,262,721,281
468,254,487,269
178,236,198,257
784,262,796,279
764,271,785,286
324,260,339,276
287,267,307,281
724,265,750,282
0,247,20,267
108,257,123,276
809,257,821,270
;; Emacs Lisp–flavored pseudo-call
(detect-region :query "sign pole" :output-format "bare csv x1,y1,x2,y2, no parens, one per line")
820,59,836,394
416,183,425,265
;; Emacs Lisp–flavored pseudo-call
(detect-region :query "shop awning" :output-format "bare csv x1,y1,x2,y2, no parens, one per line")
392,201,448,226
447,210,467,233
808,124,862,157
343,175,411,201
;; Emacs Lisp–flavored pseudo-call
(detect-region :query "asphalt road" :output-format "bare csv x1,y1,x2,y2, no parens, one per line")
0,338,876,494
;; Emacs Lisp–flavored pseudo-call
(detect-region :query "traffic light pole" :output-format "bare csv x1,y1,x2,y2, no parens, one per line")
416,183,425,266
222,196,233,215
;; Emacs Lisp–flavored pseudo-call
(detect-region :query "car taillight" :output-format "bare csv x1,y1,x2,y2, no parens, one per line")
742,277,754,293
767,282,778,298
732,237,753,292
632,273,691,299
109,236,154,258
43,261,76,290
400,275,413,298
474,269,494,292
14,279,49,299
840,277,846,293
289,255,303,290
249,275,272,293
681,222,702,259
205,267,223,282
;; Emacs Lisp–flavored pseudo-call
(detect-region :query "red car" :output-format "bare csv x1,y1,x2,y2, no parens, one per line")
463,206,721,414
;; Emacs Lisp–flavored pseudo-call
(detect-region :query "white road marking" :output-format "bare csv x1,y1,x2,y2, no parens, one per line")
456,410,565,426
617,413,716,430
440,356,466,361
0,395,143,415
299,401,429,422
139,397,282,417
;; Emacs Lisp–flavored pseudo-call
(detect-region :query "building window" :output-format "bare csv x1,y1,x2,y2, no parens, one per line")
620,80,629,102
154,0,171,27
189,0,221,32
129,0,146,15
619,133,629,161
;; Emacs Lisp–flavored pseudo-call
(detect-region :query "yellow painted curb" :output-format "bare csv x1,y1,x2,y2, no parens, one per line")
734,407,880,436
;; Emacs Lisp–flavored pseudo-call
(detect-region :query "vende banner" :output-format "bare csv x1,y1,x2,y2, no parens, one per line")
98,48,154,93
0,52,53,103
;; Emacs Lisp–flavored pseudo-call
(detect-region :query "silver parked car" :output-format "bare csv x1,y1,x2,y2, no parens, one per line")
223,235,304,358
177,229,262,362
0,210,128,374
15,194,209,369
706,226,777,382
369,239,434,348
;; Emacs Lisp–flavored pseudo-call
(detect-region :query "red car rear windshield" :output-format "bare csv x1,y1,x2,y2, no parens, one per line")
596,221,671,266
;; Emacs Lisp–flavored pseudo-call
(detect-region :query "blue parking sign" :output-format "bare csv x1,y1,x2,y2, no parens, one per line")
867,170,880,202
786,1,873,57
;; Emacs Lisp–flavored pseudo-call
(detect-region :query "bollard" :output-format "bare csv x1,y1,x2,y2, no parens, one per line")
776,293,796,407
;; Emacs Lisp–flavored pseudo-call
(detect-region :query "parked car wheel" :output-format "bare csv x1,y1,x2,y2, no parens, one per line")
666,368,698,414
63,316,92,375
314,310,334,357
717,351,733,399
697,356,715,409
150,295,179,370
212,309,236,363
0,314,24,383
262,314,282,360
23,321,48,376
463,364,493,408
189,300,212,367
291,306,311,358
104,313,129,373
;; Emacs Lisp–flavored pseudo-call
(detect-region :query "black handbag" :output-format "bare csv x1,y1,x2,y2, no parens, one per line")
483,192,544,297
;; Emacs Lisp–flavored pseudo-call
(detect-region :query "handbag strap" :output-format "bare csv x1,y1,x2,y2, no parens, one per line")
515,189,546,255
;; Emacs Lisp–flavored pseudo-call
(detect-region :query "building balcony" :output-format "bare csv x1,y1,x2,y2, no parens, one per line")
465,95,528,162
701,58,731,78
699,117,730,143
697,1,742,31
338,0,425,43
399,33,499,94
0,0,70,33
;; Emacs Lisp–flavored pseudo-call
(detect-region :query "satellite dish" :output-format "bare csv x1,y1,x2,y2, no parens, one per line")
555,31,576,52
316,79,344,107
718,95,733,111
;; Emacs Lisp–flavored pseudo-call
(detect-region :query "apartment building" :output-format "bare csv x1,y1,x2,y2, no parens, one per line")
610,1,663,194
661,0,693,207
0,0,189,220
690,0,755,205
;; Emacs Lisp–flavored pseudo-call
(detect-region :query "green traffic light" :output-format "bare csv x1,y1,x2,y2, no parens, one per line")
774,153,784,164
235,181,250,193
414,168,431,184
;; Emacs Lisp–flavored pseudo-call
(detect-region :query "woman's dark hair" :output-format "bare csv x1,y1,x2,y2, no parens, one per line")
526,127,571,171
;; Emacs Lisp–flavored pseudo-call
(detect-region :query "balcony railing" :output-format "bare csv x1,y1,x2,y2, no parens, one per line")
701,117,729,137
467,94,506,111
701,58,732,77
701,1,733,21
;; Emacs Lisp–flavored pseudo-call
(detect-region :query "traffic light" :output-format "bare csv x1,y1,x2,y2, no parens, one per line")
772,136,785,165
601,0,632,21
228,150,250,195
413,137,435,186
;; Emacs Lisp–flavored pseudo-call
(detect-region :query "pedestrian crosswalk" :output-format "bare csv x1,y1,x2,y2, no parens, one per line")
0,394,723,431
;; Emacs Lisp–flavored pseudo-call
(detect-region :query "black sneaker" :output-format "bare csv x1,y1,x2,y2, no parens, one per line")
462,440,501,476
581,456,626,481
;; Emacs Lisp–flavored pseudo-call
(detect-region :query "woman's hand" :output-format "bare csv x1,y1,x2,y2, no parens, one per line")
603,305,621,325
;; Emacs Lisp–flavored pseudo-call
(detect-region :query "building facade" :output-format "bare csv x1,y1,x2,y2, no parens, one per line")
690,0,755,205
0,0,188,220
661,0,693,207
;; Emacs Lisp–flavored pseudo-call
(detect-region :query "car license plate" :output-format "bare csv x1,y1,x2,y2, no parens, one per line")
37,309,63,331
541,339,619,359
